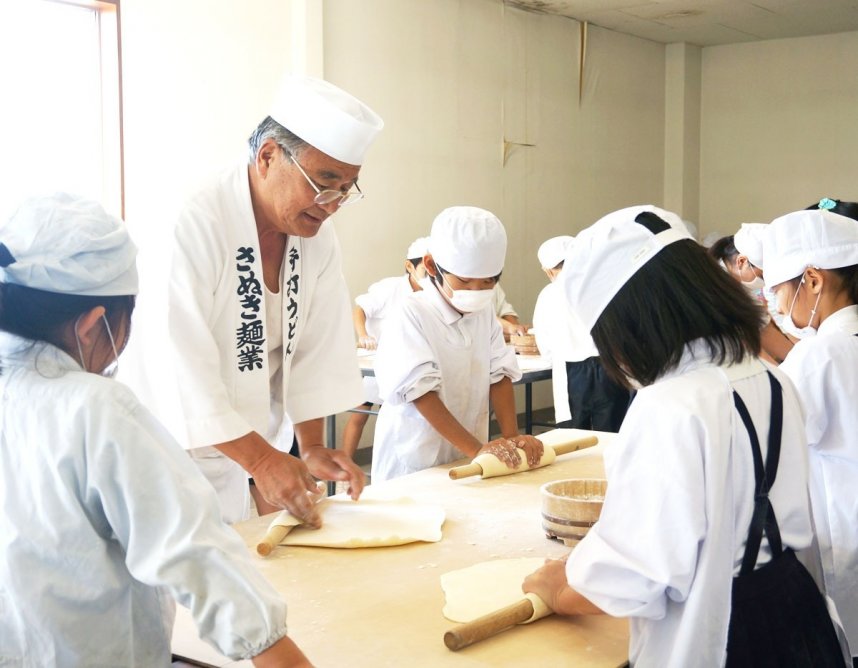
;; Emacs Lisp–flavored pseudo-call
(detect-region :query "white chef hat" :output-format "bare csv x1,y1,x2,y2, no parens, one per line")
733,223,767,269
270,73,384,166
0,193,138,296
763,209,858,287
429,206,507,278
560,205,692,331
537,236,575,269
406,236,430,260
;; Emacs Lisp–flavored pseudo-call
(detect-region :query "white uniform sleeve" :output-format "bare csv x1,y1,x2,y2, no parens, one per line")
168,203,254,446
489,316,522,384
565,389,707,619
532,285,554,364
493,284,518,318
374,300,442,405
285,226,364,423
354,276,398,319
89,384,287,660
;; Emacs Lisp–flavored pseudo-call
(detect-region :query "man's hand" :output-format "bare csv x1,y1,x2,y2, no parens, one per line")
302,445,366,500
248,449,323,528
522,558,604,616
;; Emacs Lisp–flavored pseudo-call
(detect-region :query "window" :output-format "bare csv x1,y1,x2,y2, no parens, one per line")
0,0,122,219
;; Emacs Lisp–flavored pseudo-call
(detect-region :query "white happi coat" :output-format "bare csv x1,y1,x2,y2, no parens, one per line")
532,281,599,423
493,283,518,318
0,335,287,665
123,163,363,522
566,344,815,667
780,304,858,651
371,279,521,482
354,273,414,404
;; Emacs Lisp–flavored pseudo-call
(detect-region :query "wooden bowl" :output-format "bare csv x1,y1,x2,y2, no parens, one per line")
541,478,607,547
510,333,539,356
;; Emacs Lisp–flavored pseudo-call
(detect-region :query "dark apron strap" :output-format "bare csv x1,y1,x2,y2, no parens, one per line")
732,371,784,576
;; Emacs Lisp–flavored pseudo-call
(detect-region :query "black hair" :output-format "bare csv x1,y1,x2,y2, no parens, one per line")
432,263,502,286
0,283,135,354
407,257,424,269
708,235,739,265
591,238,765,389
829,265,858,304
805,198,858,222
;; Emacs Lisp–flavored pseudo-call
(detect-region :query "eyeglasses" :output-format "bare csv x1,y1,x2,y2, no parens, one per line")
285,150,364,207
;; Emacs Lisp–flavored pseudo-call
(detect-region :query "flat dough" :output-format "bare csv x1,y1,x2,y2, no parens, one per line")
267,496,445,548
441,558,552,624
474,446,556,478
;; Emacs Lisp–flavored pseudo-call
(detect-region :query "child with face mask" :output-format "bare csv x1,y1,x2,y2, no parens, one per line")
341,237,430,459
370,206,543,482
764,208,858,662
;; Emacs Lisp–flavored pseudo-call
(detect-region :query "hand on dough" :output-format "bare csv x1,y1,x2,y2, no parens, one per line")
522,558,603,616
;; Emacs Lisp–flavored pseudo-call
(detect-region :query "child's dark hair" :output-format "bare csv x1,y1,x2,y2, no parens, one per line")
708,235,739,265
806,198,858,222
591,239,764,388
407,257,424,269
0,283,135,351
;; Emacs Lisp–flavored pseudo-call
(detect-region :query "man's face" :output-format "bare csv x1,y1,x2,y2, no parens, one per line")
257,140,361,238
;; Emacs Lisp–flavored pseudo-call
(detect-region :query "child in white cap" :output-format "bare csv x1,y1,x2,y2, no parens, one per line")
371,206,543,482
523,205,845,667
764,208,858,660
532,235,629,431
709,223,795,363
0,195,311,666
341,236,430,458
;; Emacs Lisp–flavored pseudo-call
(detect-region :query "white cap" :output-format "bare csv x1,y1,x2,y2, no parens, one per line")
0,193,138,296
537,236,575,269
560,205,692,330
270,73,384,166
406,236,430,260
733,223,767,269
429,207,507,278
763,209,858,287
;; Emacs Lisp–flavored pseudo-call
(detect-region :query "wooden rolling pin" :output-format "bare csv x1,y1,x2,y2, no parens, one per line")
256,524,298,556
449,434,599,480
444,598,540,651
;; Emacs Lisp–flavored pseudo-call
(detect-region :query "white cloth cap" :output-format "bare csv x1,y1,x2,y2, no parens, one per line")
733,223,767,269
560,205,692,331
0,193,138,296
537,236,575,269
406,236,430,260
270,73,384,166
429,207,507,278
763,209,858,287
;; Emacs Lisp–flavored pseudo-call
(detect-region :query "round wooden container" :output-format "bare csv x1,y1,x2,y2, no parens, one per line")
541,478,607,547
510,333,539,356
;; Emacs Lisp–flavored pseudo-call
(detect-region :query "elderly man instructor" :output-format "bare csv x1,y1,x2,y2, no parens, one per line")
125,74,383,525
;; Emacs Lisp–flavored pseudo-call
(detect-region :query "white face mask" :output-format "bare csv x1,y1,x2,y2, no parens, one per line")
75,313,121,377
781,274,821,339
740,264,765,292
440,274,495,313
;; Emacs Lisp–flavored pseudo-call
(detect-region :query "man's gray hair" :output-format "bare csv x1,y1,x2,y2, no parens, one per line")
247,116,309,164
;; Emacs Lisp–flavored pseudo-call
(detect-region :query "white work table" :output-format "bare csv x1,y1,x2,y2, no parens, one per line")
172,428,629,667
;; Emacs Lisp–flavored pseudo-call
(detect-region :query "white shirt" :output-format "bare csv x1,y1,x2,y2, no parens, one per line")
780,304,858,650
0,335,287,666
493,283,518,318
532,281,600,422
371,279,521,481
566,343,814,667
354,273,414,341
122,163,363,522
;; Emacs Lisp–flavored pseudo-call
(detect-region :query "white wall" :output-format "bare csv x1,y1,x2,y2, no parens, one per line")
699,30,858,239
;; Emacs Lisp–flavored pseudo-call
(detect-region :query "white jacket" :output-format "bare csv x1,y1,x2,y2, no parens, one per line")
0,335,287,666
780,304,858,651
566,344,815,667
532,281,599,423
371,279,520,481
122,163,363,521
